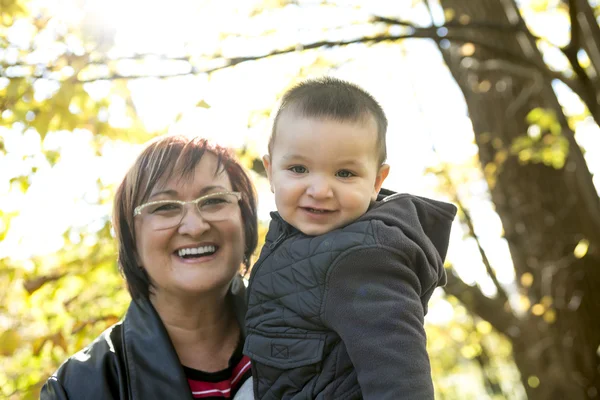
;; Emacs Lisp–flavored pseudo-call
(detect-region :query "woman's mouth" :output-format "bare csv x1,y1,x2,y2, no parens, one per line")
176,245,218,259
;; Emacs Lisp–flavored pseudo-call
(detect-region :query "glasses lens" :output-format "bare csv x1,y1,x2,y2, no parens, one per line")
197,193,239,222
142,201,184,230
136,192,240,230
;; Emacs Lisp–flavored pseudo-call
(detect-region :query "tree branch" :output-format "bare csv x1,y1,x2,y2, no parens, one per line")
560,0,598,118
2,22,592,114
444,269,518,335
72,32,587,94
454,194,511,306
373,15,535,37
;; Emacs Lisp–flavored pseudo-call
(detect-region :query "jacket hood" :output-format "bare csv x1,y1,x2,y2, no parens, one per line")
367,188,457,264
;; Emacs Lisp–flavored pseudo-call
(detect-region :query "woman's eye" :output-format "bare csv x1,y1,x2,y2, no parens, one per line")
336,170,355,178
152,203,181,213
289,166,307,174
201,196,227,206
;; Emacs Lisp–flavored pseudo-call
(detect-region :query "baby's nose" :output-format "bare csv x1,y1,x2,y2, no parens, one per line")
307,177,333,199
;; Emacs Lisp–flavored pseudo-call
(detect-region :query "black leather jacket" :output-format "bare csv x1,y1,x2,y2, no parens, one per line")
40,283,248,400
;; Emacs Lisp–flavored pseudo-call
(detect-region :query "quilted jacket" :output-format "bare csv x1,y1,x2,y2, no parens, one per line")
244,189,457,400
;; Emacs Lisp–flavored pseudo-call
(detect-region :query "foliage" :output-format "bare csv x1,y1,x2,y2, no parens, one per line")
2,0,600,399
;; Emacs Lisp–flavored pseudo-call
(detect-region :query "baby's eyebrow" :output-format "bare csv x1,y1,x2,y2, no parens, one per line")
280,153,309,162
336,159,367,168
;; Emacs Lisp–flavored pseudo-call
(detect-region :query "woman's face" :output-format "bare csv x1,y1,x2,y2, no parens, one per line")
134,152,245,299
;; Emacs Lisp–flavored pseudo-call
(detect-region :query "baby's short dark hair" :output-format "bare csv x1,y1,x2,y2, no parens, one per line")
269,77,388,165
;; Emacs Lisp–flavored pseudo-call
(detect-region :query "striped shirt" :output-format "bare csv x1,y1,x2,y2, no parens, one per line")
184,340,252,399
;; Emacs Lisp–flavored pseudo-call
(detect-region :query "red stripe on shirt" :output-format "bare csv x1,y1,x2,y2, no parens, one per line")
188,356,251,399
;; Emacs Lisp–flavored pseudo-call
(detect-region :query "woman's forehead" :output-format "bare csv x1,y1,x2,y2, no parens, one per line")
152,158,232,194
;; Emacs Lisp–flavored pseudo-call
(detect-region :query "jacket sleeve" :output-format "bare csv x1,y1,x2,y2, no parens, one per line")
322,246,435,400
40,377,69,400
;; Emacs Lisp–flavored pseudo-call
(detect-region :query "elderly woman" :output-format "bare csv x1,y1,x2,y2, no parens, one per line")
40,135,258,399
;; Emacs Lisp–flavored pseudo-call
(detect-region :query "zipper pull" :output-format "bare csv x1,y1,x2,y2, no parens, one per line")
269,231,286,249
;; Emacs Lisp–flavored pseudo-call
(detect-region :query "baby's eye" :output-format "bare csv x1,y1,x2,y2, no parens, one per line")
336,170,355,178
289,166,307,174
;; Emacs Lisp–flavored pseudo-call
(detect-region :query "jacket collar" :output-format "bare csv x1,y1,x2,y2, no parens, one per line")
265,188,399,241
122,283,248,399
123,296,194,399
265,211,297,244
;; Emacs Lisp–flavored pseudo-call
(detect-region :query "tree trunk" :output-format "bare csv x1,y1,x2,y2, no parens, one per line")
436,0,600,398
562,0,600,125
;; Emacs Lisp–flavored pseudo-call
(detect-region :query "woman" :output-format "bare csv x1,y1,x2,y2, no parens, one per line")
41,135,258,399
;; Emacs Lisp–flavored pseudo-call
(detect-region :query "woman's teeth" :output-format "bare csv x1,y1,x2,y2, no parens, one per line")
178,245,216,258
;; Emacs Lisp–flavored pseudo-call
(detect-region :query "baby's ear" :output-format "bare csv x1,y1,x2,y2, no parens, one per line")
262,155,274,193
372,164,390,201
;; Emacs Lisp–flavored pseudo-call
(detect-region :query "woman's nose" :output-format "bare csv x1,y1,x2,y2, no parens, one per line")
306,177,333,199
177,206,211,236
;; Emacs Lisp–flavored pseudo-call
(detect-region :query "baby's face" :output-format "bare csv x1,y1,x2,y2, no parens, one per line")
264,112,389,236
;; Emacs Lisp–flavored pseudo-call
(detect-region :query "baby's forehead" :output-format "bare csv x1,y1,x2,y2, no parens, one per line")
277,107,375,126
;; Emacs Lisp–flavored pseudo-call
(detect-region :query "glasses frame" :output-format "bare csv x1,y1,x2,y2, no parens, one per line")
133,191,242,223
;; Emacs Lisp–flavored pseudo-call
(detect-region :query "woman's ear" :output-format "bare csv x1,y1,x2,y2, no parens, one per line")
262,154,274,193
372,164,390,201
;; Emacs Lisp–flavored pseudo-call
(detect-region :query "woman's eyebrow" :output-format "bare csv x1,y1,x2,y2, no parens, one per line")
148,189,178,200
149,185,228,200
198,185,229,195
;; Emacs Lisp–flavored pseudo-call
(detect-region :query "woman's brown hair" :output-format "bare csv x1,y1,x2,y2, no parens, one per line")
112,135,258,299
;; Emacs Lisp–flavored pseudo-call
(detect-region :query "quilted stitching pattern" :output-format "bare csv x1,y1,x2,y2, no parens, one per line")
246,221,377,399
247,222,376,328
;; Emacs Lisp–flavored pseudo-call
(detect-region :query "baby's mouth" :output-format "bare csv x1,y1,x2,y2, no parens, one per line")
176,245,218,259
303,207,333,214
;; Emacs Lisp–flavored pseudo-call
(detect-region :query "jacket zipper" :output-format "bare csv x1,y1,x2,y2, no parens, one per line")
246,225,290,395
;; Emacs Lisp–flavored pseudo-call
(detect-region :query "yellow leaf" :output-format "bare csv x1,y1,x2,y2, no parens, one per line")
494,149,508,164
541,296,553,307
449,326,467,342
543,309,556,324
460,43,475,56
518,294,531,311
526,107,545,124
460,344,480,359
528,375,540,388
196,100,210,108
0,329,22,356
530,0,549,12
476,320,492,335
478,80,491,92
51,332,68,352
520,272,534,288
574,239,589,259
32,336,49,356
531,304,545,316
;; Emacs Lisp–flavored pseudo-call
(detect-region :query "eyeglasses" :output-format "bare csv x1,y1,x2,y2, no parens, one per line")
133,191,242,230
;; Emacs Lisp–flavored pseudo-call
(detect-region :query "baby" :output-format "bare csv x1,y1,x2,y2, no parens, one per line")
244,77,457,399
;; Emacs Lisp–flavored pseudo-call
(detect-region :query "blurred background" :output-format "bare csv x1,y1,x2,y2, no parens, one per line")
1,0,600,399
